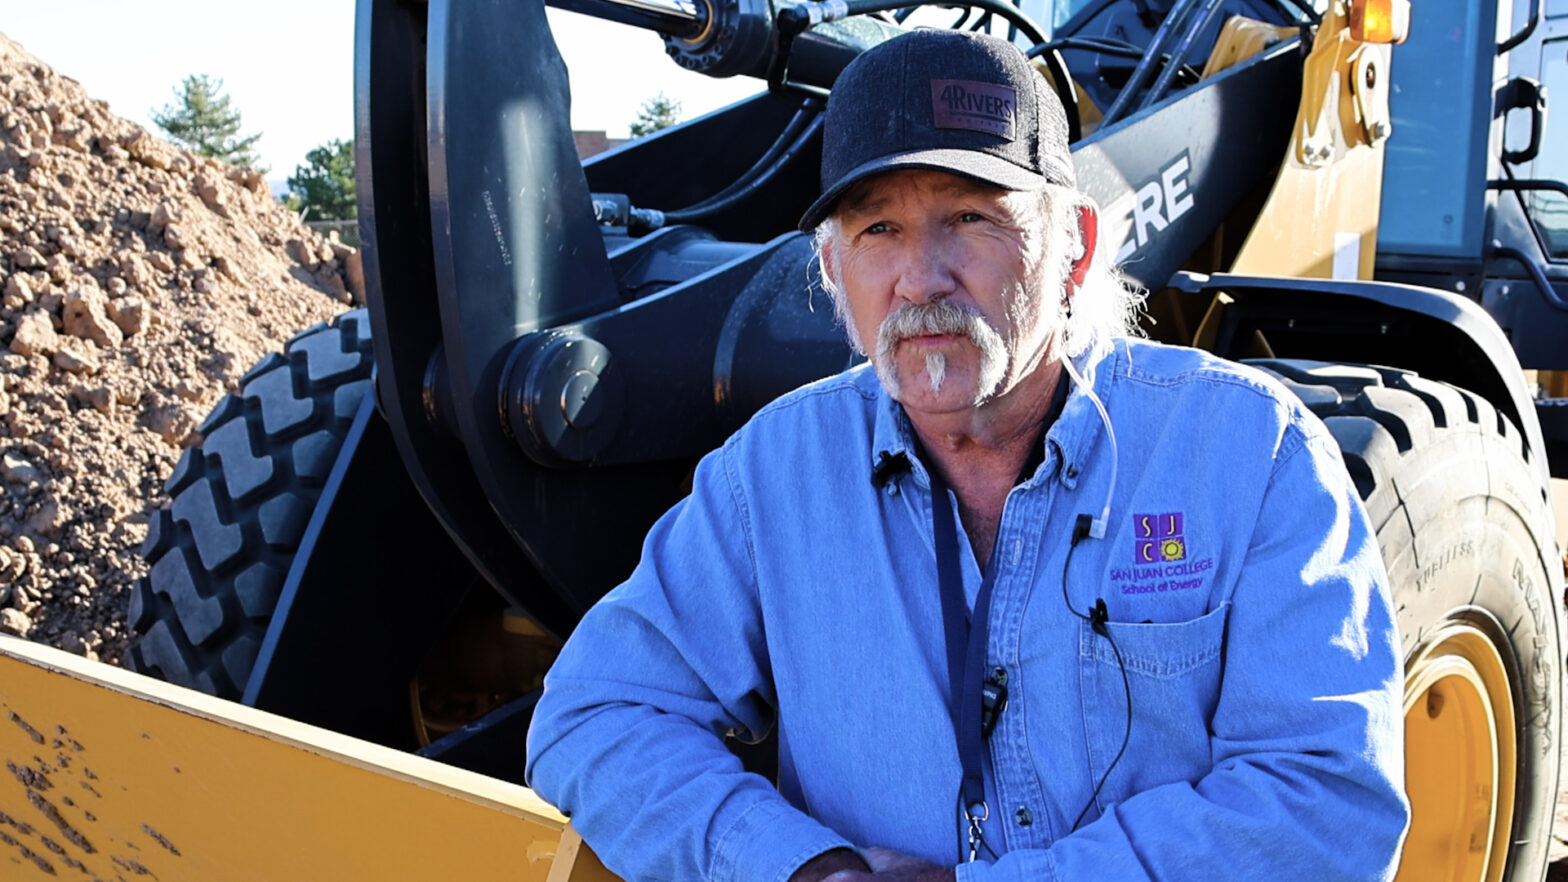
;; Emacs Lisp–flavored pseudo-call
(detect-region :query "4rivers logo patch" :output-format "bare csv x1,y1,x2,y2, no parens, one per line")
931,80,1016,139
1112,512,1214,596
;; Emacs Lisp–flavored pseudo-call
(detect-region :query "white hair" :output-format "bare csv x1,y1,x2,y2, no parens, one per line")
810,183,1145,360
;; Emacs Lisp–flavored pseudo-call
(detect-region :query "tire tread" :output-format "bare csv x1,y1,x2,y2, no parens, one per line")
127,309,374,699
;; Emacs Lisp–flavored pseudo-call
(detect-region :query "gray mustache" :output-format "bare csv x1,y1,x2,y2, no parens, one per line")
876,300,987,352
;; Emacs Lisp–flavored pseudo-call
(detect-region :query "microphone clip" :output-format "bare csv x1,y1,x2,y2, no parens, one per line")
871,450,911,488
1089,598,1111,637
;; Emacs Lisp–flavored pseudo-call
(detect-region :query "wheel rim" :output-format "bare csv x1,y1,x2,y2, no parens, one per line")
1394,623,1516,882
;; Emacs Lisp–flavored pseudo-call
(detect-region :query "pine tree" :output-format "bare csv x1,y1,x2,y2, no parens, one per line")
629,93,682,137
287,139,357,220
151,75,264,168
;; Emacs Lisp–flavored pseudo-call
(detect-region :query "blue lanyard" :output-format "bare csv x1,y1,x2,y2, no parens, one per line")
928,467,999,861
923,378,1066,862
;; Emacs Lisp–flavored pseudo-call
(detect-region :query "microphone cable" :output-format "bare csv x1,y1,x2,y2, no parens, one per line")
1061,515,1133,832
1059,349,1132,832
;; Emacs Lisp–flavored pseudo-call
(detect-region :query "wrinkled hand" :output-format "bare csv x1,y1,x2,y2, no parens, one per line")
822,847,955,882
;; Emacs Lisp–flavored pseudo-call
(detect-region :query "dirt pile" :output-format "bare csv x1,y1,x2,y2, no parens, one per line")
0,33,358,662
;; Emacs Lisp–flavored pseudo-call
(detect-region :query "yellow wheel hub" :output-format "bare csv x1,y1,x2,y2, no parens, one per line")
1394,624,1516,882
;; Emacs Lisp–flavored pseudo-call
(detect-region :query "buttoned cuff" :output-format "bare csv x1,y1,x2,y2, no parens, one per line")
710,797,855,882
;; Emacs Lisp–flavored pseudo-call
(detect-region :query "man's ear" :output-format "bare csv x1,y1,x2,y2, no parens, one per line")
1068,204,1098,287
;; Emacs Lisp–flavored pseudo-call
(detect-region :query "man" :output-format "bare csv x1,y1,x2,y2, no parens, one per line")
527,28,1408,882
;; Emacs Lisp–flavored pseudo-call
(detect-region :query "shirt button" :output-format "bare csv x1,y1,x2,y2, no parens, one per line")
1065,463,1080,479
1015,806,1034,827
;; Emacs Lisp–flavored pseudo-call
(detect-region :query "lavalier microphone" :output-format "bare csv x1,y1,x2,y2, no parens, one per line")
871,450,912,488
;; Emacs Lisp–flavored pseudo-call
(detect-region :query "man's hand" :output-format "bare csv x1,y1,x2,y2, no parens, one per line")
794,847,956,882
789,848,872,882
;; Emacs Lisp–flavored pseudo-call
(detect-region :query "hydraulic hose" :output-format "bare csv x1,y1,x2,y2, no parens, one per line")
669,100,824,214
1026,37,1149,61
1098,0,1202,126
662,113,826,223
777,0,1079,141
1140,0,1227,110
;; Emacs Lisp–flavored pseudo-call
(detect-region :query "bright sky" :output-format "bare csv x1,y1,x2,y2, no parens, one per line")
0,1,761,187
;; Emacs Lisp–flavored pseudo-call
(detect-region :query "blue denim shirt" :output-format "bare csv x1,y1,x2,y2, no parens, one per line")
526,338,1409,882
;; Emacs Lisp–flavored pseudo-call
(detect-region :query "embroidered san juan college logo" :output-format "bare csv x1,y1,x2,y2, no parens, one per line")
1110,512,1213,596
1135,512,1185,562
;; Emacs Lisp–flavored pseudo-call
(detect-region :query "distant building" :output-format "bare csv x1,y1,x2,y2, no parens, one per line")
573,131,629,159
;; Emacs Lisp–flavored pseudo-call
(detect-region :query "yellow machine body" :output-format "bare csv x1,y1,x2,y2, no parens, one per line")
0,636,612,881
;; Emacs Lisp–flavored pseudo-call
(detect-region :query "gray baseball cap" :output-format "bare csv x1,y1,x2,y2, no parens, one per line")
798,29,1076,232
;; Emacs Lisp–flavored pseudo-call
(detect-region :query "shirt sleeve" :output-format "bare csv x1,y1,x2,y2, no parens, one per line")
959,429,1410,882
525,442,854,882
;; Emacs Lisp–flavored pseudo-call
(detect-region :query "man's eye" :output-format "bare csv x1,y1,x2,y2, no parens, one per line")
862,222,889,235
957,212,985,223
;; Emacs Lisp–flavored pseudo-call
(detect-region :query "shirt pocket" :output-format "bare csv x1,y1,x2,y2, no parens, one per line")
1077,602,1230,819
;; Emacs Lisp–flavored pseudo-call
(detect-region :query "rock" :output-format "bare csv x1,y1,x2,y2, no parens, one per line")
1,452,41,486
62,127,91,153
10,245,44,269
26,499,65,536
225,164,269,196
9,310,58,356
61,288,123,348
285,238,315,267
143,400,201,446
105,276,127,297
123,131,172,170
193,172,232,219
212,254,245,285
71,383,114,414
0,607,29,636
4,272,34,305
0,546,23,584
45,253,71,283
53,344,100,374
145,250,174,273
149,200,178,234
117,253,146,285
105,295,148,337
162,223,186,250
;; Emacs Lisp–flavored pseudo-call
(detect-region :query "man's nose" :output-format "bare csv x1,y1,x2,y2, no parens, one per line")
891,234,958,304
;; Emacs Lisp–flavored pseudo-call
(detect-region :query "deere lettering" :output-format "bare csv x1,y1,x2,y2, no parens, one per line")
930,79,1017,139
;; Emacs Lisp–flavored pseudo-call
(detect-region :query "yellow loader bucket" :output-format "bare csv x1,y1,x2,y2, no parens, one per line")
0,636,614,881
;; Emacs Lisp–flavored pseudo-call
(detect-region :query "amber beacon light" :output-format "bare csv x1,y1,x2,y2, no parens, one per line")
1349,0,1411,43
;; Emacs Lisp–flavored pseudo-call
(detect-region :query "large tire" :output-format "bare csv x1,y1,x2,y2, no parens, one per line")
128,310,375,698
1253,359,1564,882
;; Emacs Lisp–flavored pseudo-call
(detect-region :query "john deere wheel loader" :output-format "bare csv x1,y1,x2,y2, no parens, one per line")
3,0,1567,879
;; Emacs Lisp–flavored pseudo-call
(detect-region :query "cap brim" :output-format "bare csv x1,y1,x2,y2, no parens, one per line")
797,148,1048,232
